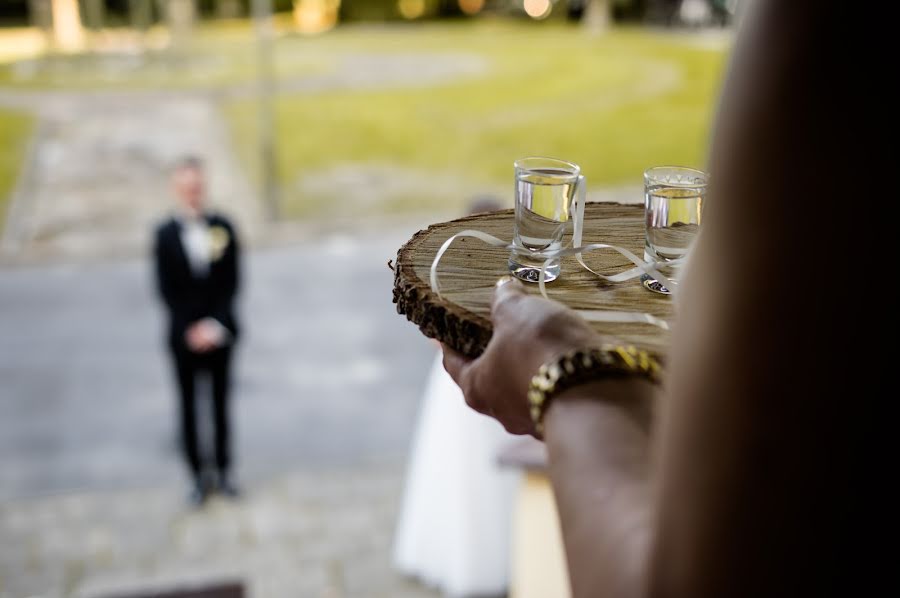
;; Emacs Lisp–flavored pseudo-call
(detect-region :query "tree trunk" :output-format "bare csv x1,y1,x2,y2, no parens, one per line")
163,0,196,46
83,0,106,30
50,0,85,51
584,0,611,32
129,0,154,32
217,0,243,18
28,0,53,36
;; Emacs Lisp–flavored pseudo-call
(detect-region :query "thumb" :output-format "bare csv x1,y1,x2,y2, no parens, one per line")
441,343,471,386
492,275,526,320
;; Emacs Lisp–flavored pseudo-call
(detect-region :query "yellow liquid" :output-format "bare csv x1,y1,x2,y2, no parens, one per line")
515,169,575,251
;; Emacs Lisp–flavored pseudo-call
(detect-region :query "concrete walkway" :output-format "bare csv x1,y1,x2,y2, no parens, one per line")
0,231,434,497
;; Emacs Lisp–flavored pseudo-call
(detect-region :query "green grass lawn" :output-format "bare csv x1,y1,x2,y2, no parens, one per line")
224,21,728,218
0,19,728,222
0,108,33,230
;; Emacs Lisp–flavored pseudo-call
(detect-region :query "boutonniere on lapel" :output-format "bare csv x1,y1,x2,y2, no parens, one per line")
208,225,230,262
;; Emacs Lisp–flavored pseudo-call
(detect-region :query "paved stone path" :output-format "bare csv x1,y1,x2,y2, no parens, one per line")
0,468,439,598
0,90,263,262
0,232,442,597
0,231,434,497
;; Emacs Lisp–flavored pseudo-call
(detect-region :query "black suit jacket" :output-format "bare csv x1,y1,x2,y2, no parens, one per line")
154,213,241,350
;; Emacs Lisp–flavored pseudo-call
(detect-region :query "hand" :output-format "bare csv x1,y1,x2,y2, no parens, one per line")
185,321,220,353
442,277,604,436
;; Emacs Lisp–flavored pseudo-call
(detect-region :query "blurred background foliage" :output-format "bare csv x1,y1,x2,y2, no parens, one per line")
0,0,730,222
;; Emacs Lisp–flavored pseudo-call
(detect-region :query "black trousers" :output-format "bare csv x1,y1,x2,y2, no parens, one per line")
170,346,233,477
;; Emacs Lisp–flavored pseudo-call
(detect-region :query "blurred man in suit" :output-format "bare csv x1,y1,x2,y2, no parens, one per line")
154,157,241,505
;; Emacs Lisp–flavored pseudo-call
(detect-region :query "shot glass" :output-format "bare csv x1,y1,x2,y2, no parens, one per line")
642,166,707,294
508,157,584,283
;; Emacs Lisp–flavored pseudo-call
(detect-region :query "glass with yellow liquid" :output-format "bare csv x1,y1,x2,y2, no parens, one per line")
509,157,584,283
641,166,707,294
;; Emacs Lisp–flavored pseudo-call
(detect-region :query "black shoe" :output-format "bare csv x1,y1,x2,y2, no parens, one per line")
217,471,241,499
188,480,209,507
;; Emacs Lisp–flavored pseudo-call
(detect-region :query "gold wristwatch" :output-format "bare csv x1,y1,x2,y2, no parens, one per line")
528,345,663,436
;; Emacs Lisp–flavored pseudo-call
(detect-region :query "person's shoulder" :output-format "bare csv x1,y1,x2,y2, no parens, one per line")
154,216,178,238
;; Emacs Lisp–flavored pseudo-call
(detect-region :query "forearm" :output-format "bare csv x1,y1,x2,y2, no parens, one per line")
544,379,656,598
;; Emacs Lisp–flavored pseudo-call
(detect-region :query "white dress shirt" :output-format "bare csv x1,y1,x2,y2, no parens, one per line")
179,215,212,278
177,213,231,347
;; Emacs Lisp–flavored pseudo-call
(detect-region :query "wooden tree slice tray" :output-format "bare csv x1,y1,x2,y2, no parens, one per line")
393,203,675,359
